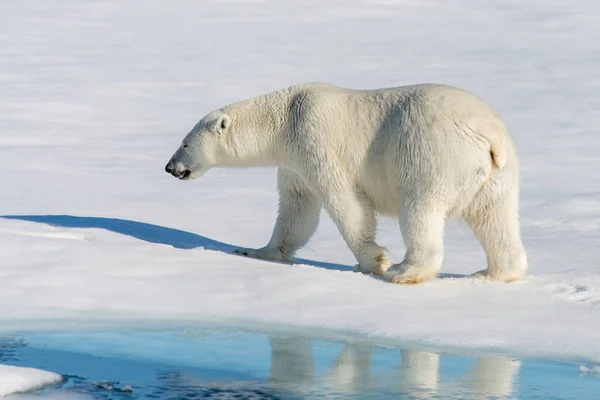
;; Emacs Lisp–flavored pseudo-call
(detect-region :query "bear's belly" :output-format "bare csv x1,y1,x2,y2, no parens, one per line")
359,174,400,217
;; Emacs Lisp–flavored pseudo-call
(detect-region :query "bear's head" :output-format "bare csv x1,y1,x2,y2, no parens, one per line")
165,110,232,180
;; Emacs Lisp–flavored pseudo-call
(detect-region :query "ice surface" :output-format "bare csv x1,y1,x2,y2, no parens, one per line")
0,365,62,397
0,0,599,364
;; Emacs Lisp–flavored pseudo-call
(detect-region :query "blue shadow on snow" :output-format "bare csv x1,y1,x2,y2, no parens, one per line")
1,214,352,272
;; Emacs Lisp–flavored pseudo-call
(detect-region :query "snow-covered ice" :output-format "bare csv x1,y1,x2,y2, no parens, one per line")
0,365,61,397
1,0,599,365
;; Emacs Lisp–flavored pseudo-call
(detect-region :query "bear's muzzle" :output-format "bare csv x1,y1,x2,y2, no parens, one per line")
165,161,191,180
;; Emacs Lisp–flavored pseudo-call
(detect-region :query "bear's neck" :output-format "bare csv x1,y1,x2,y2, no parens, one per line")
223,88,292,167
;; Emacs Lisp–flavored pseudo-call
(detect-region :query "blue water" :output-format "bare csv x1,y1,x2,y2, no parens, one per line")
1,326,599,399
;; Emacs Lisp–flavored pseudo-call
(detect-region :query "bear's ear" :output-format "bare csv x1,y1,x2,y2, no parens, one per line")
215,114,231,135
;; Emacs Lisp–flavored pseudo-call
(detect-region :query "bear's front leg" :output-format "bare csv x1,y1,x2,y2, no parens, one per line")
323,188,391,275
234,169,321,264
384,197,446,284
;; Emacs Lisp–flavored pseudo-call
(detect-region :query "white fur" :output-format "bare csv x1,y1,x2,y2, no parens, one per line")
165,82,527,284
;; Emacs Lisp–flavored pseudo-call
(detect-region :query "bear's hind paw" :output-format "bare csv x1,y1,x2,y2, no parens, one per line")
469,269,525,283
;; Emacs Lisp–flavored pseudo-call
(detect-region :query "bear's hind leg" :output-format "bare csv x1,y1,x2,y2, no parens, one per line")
465,189,527,282
234,168,321,263
385,195,446,284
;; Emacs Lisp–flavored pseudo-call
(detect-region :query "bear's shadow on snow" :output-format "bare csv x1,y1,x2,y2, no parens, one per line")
1,214,354,272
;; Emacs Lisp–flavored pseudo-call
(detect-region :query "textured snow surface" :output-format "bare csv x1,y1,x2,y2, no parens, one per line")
0,365,61,397
1,0,599,364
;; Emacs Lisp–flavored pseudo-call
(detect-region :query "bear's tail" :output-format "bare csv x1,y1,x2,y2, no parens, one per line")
478,128,507,170
489,141,506,169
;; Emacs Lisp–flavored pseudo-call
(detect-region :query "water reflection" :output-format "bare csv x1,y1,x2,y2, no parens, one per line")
397,349,441,398
4,330,595,399
268,337,520,399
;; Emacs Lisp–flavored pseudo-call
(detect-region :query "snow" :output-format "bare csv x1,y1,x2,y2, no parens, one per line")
0,365,61,397
0,0,599,366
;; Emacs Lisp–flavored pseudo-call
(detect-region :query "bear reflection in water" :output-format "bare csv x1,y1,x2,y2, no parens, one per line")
268,337,519,399
155,336,519,400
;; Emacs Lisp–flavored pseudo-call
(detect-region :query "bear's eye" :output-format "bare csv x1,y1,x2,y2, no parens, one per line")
220,120,227,130
183,144,188,148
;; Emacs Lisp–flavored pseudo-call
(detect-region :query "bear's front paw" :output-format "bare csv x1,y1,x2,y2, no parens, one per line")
233,247,296,264
385,262,437,284
353,255,391,276
353,263,368,274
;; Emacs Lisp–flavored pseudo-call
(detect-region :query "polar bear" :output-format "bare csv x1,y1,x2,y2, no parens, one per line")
165,82,527,284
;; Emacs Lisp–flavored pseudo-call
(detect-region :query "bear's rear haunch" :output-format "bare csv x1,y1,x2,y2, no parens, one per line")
165,82,527,284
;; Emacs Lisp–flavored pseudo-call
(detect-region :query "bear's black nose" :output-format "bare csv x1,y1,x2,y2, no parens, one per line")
165,163,173,174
